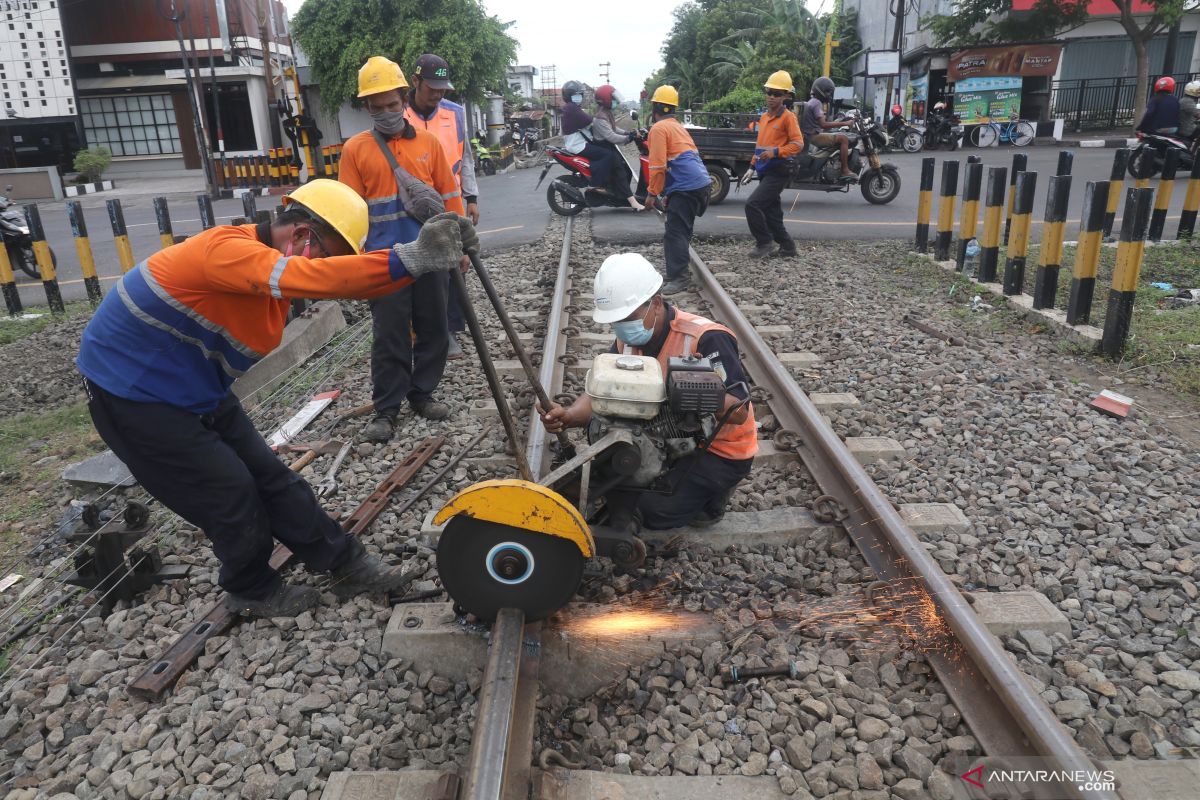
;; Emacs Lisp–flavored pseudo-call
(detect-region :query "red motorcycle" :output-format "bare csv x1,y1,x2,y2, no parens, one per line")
536,128,650,216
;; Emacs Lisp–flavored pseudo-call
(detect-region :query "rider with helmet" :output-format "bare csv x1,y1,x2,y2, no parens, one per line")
745,70,804,259
1180,80,1200,142
886,103,906,140
1138,76,1181,135
591,84,643,208
560,80,618,203
799,76,854,180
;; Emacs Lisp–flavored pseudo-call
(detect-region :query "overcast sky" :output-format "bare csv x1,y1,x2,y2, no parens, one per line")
280,0,679,96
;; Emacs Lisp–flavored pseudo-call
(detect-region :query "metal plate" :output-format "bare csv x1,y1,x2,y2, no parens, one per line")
437,516,584,622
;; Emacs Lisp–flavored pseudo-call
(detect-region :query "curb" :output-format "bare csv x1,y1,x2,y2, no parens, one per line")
63,180,115,197
1052,138,1138,149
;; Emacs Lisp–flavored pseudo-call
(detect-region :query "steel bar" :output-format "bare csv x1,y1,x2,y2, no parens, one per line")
689,246,1115,800
451,267,533,482
387,426,492,521
462,607,526,800
526,216,575,479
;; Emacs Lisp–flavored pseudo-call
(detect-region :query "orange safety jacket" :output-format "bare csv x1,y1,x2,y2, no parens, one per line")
405,101,466,185
619,309,758,461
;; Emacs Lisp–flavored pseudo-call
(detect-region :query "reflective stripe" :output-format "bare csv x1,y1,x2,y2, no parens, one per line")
369,211,410,223
268,256,287,299
138,261,260,360
115,279,245,379
367,193,401,206
441,190,460,200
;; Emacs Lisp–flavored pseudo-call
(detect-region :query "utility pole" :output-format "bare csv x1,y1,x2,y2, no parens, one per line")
599,62,611,84
204,1,226,195
886,0,907,116
258,0,282,148
161,0,217,198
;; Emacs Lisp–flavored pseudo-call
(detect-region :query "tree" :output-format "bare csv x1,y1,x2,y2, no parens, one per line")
928,0,1087,46
705,40,757,86
1108,1,1193,129
291,0,517,107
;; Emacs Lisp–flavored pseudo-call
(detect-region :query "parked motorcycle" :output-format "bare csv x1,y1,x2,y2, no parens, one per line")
922,111,963,151
536,123,650,216
0,185,55,280
884,110,924,153
1127,131,1195,179
785,109,901,205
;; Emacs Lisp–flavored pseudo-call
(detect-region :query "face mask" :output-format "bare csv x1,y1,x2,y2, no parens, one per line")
613,306,656,345
371,109,406,137
284,239,311,259
571,94,583,104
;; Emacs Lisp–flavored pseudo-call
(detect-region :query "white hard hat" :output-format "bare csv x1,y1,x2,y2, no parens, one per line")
592,253,663,323
1186,80,1200,97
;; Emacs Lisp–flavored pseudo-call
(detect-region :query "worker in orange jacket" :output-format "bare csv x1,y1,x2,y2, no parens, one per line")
339,56,467,441
744,70,804,259
76,180,477,618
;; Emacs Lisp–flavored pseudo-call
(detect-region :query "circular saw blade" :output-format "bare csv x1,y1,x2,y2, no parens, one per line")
437,515,585,622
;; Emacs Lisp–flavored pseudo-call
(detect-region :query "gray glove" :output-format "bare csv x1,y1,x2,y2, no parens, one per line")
392,216,463,278
452,214,480,255
390,166,446,224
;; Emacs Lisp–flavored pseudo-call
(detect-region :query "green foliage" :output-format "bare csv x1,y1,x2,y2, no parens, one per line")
703,86,764,113
291,0,517,107
928,0,1088,46
72,147,111,183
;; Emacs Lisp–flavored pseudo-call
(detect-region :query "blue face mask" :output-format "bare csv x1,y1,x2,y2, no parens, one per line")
613,306,656,345
571,94,584,104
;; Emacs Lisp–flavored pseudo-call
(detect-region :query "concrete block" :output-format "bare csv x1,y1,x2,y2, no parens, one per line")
809,392,859,410
970,591,1071,638
321,769,447,800
570,331,612,345
62,450,135,489
751,440,795,468
232,301,346,400
754,324,793,338
846,436,904,464
713,271,739,283
382,602,722,697
739,304,771,315
899,503,970,535
976,282,1104,346
491,359,525,378
509,310,540,321
1104,758,1200,800
778,351,821,368
537,771,789,800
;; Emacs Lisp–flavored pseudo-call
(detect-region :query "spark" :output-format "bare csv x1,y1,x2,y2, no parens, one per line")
561,608,700,638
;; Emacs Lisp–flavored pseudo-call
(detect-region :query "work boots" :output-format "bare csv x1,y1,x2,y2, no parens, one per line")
328,539,419,599
225,582,320,618
363,411,396,443
750,243,774,260
410,397,450,420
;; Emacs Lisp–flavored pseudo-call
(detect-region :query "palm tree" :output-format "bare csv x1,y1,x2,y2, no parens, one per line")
705,40,757,86
665,58,705,107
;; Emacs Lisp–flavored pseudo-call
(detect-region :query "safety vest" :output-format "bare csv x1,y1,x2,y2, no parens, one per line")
620,309,758,461
405,100,466,187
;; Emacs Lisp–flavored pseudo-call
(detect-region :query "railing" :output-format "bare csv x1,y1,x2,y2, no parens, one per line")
1051,73,1200,132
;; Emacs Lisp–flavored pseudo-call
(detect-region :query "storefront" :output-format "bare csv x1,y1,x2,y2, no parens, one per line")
946,43,1063,125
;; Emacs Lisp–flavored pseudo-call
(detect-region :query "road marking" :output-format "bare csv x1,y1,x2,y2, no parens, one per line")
716,214,1184,228
17,274,123,289
127,217,236,229
478,225,524,236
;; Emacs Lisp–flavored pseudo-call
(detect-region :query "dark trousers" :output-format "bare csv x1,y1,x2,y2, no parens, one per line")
637,449,753,530
745,168,793,249
663,188,709,280
370,270,450,414
447,289,465,334
84,379,350,599
582,142,614,188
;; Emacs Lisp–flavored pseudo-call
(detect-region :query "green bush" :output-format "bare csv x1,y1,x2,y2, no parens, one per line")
703,87,763,114
72,147,112,183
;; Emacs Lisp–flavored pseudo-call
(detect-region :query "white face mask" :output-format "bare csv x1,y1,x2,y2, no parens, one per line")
571,94,583,104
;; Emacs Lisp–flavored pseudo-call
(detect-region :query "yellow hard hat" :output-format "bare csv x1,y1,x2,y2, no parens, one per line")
764,70,794,92
651,85,680,107
357,56,408,98
282,179,369,254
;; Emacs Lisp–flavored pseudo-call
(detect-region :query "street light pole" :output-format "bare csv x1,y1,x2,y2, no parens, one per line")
160,0,217,198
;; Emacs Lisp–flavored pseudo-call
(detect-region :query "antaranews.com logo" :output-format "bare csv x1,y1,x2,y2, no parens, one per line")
950,757,1116,798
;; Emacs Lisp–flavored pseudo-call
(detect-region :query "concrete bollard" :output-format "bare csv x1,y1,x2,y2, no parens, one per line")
915,157,935,253
0,238,22,316
1148,148,1179,242
955,161,983,272
23,205,64,313
978,166,1007,284
1055,149,1074,176
1032,174,1072,310
1101,188,1153,359
197,194,217,230
1177,153,1200,239
934,159,959,261
1004,152,1028,246
1002,171,1037,296
107,199,136,273
66,201,104,306
1103,148,1129,239
153,196,175,250
1066,181,1109,326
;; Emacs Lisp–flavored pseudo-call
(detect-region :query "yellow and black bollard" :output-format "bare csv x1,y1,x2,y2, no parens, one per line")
1032,174,1072,310
268,149,280,187
1102,148,1129,239
978,166,1007,284
241,192,258,223
197,194,217,230
1177,151,1200,238
153,196,175,250
955,161,983,272
934,159,959,261
915,157,935,253
1148,148,1179,242
1056,149,1074,176
23,205,64,313
1004,152,1028,246
66,201,104,306
0,237,23,316
1101,188,1153,358
107,199,136,273
1066,181,1109,326
1002,171,1037,296
288,148,300,184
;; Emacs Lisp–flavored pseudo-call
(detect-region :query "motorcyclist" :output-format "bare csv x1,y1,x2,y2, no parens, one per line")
560,80,616,204
886,104,906,139
1138,76,1181,135
591,84,643,209
1180,81,1199,143
798,76,853,180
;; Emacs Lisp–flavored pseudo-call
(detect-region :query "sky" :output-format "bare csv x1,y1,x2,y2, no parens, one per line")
280,0,679,97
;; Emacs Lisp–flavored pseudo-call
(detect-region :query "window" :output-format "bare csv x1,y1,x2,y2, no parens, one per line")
82,94,182,157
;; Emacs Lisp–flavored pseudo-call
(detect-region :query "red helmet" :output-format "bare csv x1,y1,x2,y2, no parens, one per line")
1155,76,1176,93
595,85,617,107
891,104,902,116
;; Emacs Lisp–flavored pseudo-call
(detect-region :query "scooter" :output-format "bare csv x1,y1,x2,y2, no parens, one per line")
922,111,963,151
472,138,496,177
1127,130,1196,179
884,113,924,153
782,109,901,205
536,125,650,216
0,185,55,279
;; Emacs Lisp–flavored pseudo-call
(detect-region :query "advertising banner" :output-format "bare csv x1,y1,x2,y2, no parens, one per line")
948,44,1062,80
954,76,1023,124
907,73,928,121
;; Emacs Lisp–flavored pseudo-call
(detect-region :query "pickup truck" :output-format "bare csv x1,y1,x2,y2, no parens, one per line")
685,125,759,205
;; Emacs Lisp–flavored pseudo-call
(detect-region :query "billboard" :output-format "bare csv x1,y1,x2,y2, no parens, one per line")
907,73,929,121
954,76,1023,125
948,44,1062,80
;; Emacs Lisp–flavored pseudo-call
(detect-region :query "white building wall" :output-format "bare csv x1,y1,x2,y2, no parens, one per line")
0,0,74,119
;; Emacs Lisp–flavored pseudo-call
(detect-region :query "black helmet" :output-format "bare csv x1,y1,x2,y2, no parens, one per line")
562,80,585,102
811,76,835,102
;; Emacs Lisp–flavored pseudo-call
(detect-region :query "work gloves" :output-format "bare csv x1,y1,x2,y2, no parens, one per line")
392,213,480,279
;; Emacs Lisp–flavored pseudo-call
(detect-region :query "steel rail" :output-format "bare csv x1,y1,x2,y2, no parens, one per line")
461,607,528,800
688,247,1118,800
526,216,575,479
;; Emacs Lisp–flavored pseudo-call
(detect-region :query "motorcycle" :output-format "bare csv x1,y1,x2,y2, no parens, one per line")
885,114,924,153
1127,130,1195,179
0,185,55,280
784,109,901,205
923,111,963,151
472,138,496,177
536,122,650,216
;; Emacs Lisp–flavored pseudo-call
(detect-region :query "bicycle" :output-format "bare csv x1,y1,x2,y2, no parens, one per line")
971,117,1035,148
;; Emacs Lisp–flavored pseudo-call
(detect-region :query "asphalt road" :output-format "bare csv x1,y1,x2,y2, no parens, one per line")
6,145,1189,308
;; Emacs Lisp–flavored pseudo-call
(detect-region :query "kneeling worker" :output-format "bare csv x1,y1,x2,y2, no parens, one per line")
76,179,477,618
538,253,757,528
